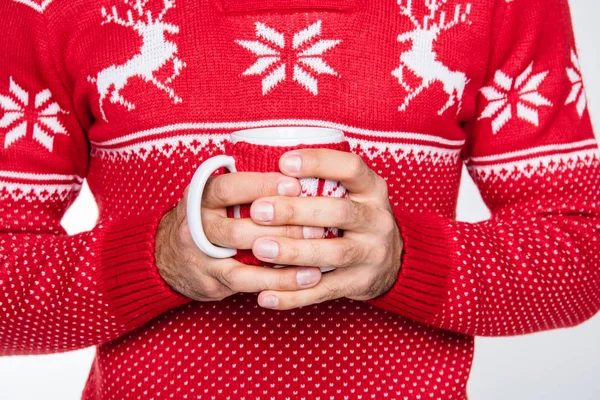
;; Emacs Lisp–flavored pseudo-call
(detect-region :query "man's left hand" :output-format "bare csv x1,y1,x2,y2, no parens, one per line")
250,148,403,310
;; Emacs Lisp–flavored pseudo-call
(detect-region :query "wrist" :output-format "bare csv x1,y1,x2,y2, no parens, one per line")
155,207,183,287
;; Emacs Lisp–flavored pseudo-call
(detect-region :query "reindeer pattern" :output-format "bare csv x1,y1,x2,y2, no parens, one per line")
88,0,186,122
393,0,472,116
86,0,473,122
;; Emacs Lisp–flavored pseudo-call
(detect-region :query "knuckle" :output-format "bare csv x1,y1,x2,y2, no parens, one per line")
175,219,194,248
253,270,284,292
332,246,346,267
357,280,376,299
203,280,230,301
336,242,362,267
275,271,291,290
283,225,303,239
306,150,321,172
207,176,231,206
344,279,364,298
227,221,246,248
380,213,398,237
355,202,372,226
283,201,296,223
258,174,276,197
347,154,366,178
347,244,364,266
363,272,394,299
254,277,270,292
371,244,389,266
313,293,329,305
186,275,222,301
307,241,322,266
317,282,339,303
201,218,216,243
332,243,351,267
216,267,237,291
337,200,357,227
285,242,302,264
207,217,229,246
202,177,216,204
311,205,323,222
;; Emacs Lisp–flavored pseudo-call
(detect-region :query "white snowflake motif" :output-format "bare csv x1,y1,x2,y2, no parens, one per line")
565,49,587,117
12,0,53,13
479,63,553,134
0,77,68,152
235,21,342,95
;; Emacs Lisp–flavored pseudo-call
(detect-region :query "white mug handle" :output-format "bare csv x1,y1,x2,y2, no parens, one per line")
187,155,238,259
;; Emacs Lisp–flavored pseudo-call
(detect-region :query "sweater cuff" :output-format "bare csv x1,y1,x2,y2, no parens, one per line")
98,213,192,329
367,212,455,324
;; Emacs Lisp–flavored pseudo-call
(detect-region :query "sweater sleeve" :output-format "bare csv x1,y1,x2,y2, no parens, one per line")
368,0,600,336
0,3,190,356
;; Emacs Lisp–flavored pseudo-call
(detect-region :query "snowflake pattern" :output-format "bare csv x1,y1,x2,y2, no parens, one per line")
565,49,587,117
479,63,553,134
0,77,68,152
235,21,341,95
12,0,53,13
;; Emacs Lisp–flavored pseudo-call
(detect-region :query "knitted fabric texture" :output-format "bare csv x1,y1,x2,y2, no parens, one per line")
1,0,599,399
223,140,350,265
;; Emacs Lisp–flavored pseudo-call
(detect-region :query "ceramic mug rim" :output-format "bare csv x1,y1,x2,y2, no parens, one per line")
230,126,344,146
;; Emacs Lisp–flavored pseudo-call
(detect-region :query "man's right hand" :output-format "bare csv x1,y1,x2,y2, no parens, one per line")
155,172,325,301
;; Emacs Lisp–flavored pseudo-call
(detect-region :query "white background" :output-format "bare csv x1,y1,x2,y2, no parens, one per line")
1,1,599,399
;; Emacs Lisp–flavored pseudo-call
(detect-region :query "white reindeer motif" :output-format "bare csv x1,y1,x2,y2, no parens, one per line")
88,0,186,121
393,0,471,115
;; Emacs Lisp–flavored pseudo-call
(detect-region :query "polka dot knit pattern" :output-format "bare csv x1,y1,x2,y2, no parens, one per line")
1,0,599,399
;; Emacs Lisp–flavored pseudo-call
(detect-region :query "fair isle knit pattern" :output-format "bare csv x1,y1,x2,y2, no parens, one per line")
1,0,599,399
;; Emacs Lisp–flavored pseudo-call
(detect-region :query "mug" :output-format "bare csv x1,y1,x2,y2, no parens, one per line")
186,126,350,271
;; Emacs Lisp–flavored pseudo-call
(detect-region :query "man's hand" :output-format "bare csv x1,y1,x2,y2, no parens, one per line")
155,172,325,301
250,149,403,310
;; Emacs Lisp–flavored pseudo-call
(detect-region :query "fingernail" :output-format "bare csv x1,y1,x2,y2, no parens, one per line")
297,268,321,286
261,295,279,309
303,226,325,239
277,180,297,196
282,155,302,173
253,202,274,222
255,240,279,258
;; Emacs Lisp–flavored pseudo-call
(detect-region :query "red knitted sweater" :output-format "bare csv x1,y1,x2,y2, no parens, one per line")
1,0,599,399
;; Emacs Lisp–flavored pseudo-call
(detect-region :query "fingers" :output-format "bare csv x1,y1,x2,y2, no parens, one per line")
207,259,323,293
256,269,349,310
158,252,236,302
202,214,325,249
279,149,388,198
252,236,368,269
202,172,301,209
250,196,379,233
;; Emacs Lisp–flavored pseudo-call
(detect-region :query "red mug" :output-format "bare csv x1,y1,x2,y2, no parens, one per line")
187,126,350,270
